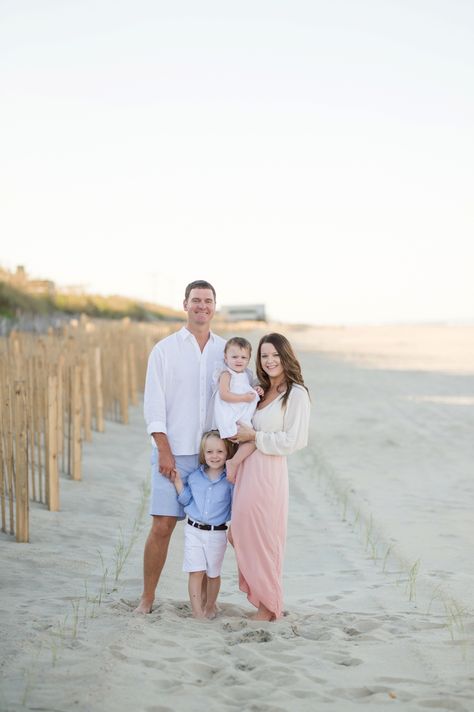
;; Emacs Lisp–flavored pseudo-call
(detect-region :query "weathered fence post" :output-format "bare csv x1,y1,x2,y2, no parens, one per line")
47,374,59,511
14,380,29,542
94,346,105,433
71,364,82,481
82,354,92,442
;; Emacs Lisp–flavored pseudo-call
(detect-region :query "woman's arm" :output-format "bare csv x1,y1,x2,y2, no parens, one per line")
234,387,310,456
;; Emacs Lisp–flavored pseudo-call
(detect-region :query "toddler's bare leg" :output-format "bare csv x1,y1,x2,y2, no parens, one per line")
188,572,206,618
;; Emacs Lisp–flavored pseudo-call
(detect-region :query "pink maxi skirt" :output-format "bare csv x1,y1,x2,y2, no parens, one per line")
231,449,288,619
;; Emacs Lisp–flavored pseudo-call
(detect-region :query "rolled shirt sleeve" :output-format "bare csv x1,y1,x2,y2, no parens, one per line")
144,345,168,436
255,386,310,456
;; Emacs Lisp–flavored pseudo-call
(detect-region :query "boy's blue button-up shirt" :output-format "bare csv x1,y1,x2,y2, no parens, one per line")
177,465,233,525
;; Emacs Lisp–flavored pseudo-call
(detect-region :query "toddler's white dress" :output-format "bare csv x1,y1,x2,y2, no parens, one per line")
213,367,259,439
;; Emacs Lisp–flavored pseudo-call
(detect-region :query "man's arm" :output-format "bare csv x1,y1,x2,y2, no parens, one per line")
152,432,175,478
144,346,175,478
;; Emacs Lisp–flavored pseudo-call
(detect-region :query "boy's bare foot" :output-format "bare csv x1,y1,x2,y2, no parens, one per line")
204,605,218,620
134,597,154,614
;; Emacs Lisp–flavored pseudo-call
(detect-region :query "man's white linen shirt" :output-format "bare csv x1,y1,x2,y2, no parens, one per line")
144,327,226,455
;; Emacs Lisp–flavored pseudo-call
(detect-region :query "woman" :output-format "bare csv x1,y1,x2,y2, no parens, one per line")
229,333,311,621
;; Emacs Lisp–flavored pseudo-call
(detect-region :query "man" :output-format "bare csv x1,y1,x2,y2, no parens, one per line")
135,280,226,613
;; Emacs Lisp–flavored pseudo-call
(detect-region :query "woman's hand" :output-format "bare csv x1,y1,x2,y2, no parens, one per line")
242,391,257,403
232,423,256,443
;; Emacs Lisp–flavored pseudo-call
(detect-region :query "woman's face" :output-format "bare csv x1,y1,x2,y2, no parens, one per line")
260,342,284,381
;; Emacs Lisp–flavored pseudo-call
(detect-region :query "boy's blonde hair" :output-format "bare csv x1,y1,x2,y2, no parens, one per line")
199,430,237,465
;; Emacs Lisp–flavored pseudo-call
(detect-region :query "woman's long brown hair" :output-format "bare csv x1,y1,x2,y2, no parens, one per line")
255,333,309,407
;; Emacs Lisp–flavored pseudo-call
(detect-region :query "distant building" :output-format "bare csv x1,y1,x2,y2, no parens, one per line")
220,304,266,322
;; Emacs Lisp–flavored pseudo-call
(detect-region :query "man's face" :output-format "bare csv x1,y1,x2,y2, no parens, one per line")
183,288,216,327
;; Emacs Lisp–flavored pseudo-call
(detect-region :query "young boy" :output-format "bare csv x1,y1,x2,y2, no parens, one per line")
172,430,235,619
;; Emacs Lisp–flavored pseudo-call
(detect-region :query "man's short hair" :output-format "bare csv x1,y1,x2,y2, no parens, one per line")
184,280,216,301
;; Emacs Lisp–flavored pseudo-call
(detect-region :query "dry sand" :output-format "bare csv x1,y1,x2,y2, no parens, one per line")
1,324,473,711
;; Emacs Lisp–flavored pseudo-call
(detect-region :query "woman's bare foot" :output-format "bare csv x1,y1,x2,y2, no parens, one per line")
249,612,274,621
249,603,274,621
134,597,154,614
204,605,218,620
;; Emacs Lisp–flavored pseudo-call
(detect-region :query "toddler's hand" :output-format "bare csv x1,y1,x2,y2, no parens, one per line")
254,385,264,397
243,391,256,403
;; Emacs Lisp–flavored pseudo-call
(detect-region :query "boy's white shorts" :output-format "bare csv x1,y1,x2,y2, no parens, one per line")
183,524,228,578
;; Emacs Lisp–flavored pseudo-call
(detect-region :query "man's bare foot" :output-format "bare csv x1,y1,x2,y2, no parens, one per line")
226,459,237,483
133,596,154,614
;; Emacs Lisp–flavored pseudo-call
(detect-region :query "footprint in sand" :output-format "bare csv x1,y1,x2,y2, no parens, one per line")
343,626,362,637
235,661,256,671
415,697,468,711
231,629,273,645
336,657,364,667
223,620,248,632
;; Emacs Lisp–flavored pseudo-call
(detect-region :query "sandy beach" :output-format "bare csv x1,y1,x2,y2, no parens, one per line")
1,324,473,711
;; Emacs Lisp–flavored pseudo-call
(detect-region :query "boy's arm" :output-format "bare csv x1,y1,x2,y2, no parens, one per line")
171,469,192,505
171,468,184,494
219,371,256,404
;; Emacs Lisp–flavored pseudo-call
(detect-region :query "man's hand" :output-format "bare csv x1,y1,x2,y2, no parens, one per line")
152,433,175,478
159,452,176,479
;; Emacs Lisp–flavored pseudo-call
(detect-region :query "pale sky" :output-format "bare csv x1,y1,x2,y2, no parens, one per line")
1,0,473,325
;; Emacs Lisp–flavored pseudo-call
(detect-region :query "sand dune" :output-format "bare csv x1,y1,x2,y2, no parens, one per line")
1,325,473,711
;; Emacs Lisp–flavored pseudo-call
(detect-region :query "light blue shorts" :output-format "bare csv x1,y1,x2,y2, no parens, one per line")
149,449,199,519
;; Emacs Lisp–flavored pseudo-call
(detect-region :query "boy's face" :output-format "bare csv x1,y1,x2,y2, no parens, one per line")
224,345,251,373
203,435,227,470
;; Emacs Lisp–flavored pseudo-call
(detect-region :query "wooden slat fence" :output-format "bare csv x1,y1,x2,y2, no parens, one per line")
0,317,174,541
